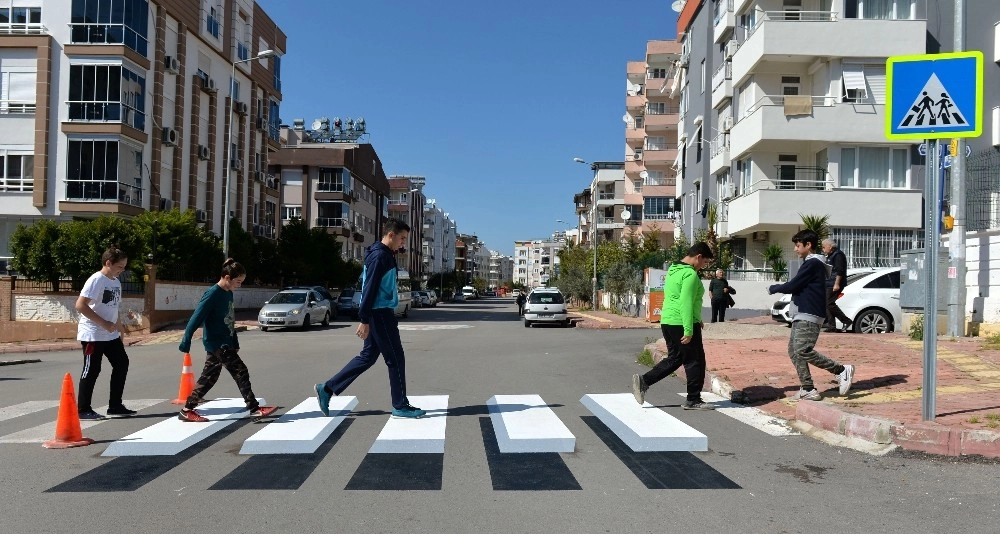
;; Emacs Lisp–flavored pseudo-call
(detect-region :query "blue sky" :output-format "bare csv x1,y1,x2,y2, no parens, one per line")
258,1,679,255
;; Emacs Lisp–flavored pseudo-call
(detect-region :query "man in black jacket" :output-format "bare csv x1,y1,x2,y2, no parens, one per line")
822,239,853,333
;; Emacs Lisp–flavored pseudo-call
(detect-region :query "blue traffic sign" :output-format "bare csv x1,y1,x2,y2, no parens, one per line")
886,51,983,140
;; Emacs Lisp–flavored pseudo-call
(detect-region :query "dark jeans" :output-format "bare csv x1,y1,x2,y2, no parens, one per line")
710,298,727,323
185,347,258,411
78,337,129,412
325,308,409,410
641,324,707,403
826,287,853,328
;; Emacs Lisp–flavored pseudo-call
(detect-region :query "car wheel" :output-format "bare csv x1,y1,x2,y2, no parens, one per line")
322,312,330,326
524,320,531,328
301,315,310,330
854,309,892,334
563,319,570,328
260,326,268,332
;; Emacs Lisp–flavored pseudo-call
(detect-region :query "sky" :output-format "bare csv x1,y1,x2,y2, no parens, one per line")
258,0,680,255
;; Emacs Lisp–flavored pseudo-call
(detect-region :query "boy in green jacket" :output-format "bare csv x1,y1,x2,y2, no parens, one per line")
632,242,715,409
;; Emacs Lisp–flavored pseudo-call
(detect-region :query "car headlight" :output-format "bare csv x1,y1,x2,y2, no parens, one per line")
290,309,301,315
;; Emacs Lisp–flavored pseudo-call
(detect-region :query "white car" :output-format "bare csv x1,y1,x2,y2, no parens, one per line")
770,267,901,334
523,287,569,328
258,289,332,331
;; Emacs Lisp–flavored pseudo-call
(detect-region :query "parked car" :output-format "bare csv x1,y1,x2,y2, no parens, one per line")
770,267,901,334
258,288,332,331
349,270,412,318
414,291,435,307
411,291,425,308
423,290,439,307
511,289,522,298
523,287,569,328
336,288,359,318
462,286,478,300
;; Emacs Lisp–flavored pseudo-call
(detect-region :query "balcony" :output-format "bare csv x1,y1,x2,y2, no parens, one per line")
729,95,907,159
596,216,625,230
713,0,735,43
644,109,679,131
711,62,732,109
642,148,678,164
726,175,921,235
626,94,645,110
732,12,926,85
596,191,619,206
627,61,646,76
709,133,730,175
626,127,645,141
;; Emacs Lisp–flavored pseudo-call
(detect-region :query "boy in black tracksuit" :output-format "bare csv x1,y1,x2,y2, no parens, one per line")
768,230,855,401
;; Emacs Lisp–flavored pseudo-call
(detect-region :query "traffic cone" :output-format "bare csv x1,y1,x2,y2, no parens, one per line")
171,353,196,405
43,373,94,449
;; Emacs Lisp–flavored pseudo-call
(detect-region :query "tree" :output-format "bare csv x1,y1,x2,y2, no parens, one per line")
800,213,831,242
761,244,787,281
9,219,61,291
604,261,642,315
641,223,663,254
472,277,487,292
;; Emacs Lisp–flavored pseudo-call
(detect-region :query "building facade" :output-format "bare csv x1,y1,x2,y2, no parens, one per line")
272,122,389,262
488,251,513,290
388,175,424,278
513,238,563,288
0,0,286,259
422,198,456,276
577,162,628,246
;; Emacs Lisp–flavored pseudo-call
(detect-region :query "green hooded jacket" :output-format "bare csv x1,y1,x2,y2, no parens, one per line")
660,261,704,335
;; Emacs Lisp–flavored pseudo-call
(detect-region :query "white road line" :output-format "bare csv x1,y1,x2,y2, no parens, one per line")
487,395,575,453
0,399,165,444
0,400,60,423
581,393,708,452
239,396,358,455
678,392,800,437
102,398,262,456
369,395,449,454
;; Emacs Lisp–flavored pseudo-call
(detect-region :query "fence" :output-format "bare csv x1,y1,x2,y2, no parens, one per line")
967,148,1000,232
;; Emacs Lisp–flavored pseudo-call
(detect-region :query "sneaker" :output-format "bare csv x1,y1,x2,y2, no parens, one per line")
177,409,209,422
314,383,332,417
78,410,106,421
683,401,716,410
631,373,648,405
106,405,137,418
838,364,855,395
791,388,822,401
249,406,278,418
391,404,426,419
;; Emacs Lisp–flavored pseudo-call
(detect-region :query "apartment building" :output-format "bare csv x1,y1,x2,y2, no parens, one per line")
388,175,425,279
422,198,456,276
674,0,933,270
576,162,628,246
625,40,683,249
272,121,389,263
0,0,286,258
572,188,591,246
488,251,513,289
513,238,563,288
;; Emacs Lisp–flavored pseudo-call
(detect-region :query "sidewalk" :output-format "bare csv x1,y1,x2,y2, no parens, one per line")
570,308,659,330
644,317,1000,458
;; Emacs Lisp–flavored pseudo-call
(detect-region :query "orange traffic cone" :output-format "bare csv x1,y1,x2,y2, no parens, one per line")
171,353,196,405
43,373,94,449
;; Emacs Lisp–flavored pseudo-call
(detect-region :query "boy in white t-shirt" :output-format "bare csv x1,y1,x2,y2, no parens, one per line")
74,246,135,420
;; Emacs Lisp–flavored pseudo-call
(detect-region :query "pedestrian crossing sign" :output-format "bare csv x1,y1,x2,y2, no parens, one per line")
886,51,983,140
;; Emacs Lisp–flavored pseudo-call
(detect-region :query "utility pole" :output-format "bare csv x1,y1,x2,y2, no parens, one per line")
947,0,967,337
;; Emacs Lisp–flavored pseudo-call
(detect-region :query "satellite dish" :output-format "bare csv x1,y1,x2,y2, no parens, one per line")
639,170,649,179
621,209,632,220
311,119,323,131
622,114,630,123
671,0,684,13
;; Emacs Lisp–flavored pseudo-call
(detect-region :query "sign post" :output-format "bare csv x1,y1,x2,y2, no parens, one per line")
886,51,984,422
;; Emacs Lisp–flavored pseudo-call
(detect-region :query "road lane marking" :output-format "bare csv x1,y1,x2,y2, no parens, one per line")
581,393,707,451
487,394,574,453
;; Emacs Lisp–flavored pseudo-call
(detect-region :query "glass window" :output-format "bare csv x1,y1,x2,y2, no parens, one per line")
70,0,149,56
840,146,909,189
529,292,563,304
68,65,146,130
0,152,33,192
840,148,856,187
317,168,352,192
65,139,142,204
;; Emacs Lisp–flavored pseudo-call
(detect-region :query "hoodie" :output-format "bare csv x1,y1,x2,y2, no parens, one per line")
357,241,399,324
768,253,831,323
660,261,704,336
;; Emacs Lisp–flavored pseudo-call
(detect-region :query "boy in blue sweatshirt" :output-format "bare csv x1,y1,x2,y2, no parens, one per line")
315,219,425,419
768,230,855,401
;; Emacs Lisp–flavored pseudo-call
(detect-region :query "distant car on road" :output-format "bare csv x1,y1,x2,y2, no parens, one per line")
462,286,478,300
258,288,332,331
523,287,569,328
771,267,901,334
336,288,358,318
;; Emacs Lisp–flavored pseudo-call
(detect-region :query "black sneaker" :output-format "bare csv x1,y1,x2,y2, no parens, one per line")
683,401,716,411
78,410,107,420
107,405,137,418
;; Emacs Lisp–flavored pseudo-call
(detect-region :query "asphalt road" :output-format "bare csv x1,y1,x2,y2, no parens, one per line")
1,298,998,533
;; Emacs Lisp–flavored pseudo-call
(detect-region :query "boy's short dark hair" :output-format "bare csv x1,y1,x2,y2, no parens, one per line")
383,218,410,236
687,242,714,259
792,229,819,252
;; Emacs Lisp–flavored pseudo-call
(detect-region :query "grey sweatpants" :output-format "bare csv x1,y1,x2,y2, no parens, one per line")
788,320,845,390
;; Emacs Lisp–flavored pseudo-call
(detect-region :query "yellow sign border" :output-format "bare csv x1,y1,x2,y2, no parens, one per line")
885,51,984,141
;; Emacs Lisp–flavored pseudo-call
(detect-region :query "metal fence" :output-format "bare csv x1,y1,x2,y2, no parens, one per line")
967,148,1000,232
10,276,144,295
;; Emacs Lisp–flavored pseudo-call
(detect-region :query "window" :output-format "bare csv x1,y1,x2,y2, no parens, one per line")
68,64,147,131
268,99,280,141
206,6,220,38
863,270,900,289
777,154,797,190
318,168,352,192
647,102,667,115
0,152,33,192
65,140,143,204
781,76,800,96
0,52,36,113
230,78,240,102
282,205,300,221
643,197,676,220
845,0,914,20
235,12,249,61
316,201,349,228
648,68,666,79
264,200,276,228
842,63,885,103
839,147,909,188
737,156,753,192
0,6,42,31
273,54,281,91
70,0,149,56
644,170,669,185
646,136,666,151
633,178,643,193
700,59,706,94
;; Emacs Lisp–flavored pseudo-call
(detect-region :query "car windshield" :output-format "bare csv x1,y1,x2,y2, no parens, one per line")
339,289,355,300
270,292,307,304
529,292,563,304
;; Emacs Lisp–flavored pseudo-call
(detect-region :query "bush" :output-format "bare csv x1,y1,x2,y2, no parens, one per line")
909,314,924,341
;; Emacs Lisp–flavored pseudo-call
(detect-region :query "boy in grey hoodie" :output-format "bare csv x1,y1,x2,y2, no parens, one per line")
768,230,855,401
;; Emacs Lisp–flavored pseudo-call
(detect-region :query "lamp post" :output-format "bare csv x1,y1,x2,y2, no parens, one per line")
222,49,276,258
574,157,599,309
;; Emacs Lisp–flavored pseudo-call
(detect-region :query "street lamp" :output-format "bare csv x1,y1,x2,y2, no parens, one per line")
574,157,599,309
222,48,277,258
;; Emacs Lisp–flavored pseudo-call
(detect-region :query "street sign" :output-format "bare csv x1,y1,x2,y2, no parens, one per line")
886,51,984,140
918,141,971,159
949,138,959,157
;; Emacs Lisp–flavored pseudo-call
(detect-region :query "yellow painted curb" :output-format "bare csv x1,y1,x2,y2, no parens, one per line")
572,311,613,324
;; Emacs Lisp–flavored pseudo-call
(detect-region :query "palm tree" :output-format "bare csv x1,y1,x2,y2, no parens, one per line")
799,213,831,242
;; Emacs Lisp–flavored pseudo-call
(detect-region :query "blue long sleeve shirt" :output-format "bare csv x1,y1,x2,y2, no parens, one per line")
768,254,831,323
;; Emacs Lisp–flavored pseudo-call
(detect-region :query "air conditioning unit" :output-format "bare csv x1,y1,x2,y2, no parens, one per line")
196,209,207,223
236,102,248,115
722,116,733,131
162,127,178,146
164,56,180,74
723,183,735,200
198,145,210,160
203,77,217,92
752,231,769,242
254,116,264,129
633,150,643,160
725,40,738,60
679,50,690,66
159,198,174,211
230,158,242,171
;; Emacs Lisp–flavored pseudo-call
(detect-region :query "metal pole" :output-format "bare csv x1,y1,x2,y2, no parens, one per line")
923,140,940,421
592,186,598,310
222,60,237,258
947,0,968,337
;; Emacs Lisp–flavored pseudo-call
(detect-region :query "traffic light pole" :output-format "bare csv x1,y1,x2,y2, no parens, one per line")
947,0,967,337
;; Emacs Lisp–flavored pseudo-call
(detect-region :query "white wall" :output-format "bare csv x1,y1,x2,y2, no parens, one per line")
14,295,145,326
155,282,275,311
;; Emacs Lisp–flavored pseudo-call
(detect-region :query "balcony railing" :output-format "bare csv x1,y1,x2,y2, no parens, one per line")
597,192,617,200
740,167,832,196
710,133,729,158
0,99,35,114
645,105,677,115
64,180,143,206
0,23,46,35
746,10,838,39
712,61,732,91
745,94,834,115
317,182,350,193
713,0,734,25
315,217,348,228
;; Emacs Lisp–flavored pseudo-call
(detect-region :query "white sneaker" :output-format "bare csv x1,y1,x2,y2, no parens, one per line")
838,364,855,395
791,388,822,401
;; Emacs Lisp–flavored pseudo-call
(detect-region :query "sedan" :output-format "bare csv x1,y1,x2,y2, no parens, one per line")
258,289,332,331
771,267,901,334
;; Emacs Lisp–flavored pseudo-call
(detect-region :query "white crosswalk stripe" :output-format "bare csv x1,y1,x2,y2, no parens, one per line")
369,395,449,453
0,400,60,423
582,393,708,451
487,394,575,453
678,392,800,436
0,399,166,443
240,396,357,455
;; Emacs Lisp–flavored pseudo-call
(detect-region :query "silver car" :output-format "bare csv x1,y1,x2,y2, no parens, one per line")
258,289,332,331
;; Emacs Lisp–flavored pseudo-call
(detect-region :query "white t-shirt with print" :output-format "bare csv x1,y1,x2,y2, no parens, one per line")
77,270,122,342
